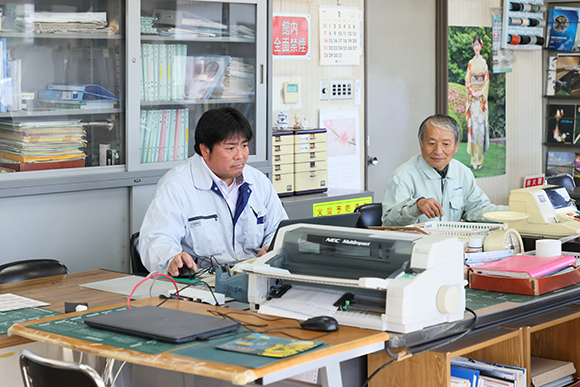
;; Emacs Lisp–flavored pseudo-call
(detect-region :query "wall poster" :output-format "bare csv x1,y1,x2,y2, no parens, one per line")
448,25,507,177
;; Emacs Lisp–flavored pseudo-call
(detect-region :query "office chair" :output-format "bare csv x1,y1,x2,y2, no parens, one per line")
20,349,106,387
130,232,150,276
0,259,69,284
354,203,383,228
546,173,576,194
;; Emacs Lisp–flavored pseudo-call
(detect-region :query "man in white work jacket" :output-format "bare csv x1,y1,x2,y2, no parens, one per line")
140,107,288,276
381,114,506,227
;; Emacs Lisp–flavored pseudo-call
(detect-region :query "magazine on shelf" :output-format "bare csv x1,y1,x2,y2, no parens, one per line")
184,55,231,100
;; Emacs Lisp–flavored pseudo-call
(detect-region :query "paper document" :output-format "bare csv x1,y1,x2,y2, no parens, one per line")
0,293,49,312
257,285,343,320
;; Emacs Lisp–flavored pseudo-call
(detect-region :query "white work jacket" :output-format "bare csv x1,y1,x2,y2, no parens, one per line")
381,154,507,226
140,154,288,273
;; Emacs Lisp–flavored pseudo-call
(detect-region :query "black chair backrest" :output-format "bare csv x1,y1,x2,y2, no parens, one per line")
0,259,69,284
20,349,105,387
354,203,383,228
546,173,576,194
130,232,150,276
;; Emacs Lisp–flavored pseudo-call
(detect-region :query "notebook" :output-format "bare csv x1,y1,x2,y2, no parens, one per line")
268,212,361,252
84,305,240,344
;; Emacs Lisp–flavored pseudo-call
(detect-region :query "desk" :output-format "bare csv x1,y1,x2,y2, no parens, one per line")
9,297,390,386
0,269,129,349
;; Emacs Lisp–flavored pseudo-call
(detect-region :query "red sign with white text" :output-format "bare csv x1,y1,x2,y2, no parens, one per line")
273,15,310,57
524,174,545,188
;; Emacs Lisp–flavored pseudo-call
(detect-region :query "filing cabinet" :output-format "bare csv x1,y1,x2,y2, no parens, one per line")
272,130,294,196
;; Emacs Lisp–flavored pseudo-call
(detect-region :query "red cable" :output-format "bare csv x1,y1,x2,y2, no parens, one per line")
126,273,180,309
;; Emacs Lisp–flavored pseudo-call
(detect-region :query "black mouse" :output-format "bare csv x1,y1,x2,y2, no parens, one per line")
300,316,339,332
177,265,196,278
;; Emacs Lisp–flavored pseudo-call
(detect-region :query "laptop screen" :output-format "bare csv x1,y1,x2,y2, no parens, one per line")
267,212,361,252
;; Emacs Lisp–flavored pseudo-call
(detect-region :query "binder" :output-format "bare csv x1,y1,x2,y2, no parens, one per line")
139,110,148,163
173,109,181,161
159,44,167,101
153,44,159,101
45,84,119,100
158,109,168,162
165,109,175,162
451,365,480,387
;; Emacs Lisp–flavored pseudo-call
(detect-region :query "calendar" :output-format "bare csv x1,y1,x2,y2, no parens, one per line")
319,6,361,65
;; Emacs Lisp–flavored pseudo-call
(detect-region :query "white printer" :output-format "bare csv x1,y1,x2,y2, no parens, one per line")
240,224,466,334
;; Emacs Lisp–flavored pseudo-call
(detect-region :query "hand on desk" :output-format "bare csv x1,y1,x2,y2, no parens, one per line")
417,197,444,219
168,252,198,277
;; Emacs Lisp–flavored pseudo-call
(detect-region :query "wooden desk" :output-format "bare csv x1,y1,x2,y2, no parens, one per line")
1,269,129,349
9,297,390,386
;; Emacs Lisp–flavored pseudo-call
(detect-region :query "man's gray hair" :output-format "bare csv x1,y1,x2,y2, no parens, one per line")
418,114,460,146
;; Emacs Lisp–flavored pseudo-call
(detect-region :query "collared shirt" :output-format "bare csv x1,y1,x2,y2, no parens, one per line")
381,154,507,226
201,157,244,215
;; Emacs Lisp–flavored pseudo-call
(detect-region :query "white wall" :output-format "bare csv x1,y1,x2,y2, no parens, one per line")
0,188,130,273
365,0,543,204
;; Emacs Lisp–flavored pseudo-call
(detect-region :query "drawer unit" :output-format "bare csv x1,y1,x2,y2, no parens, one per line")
272,130,295,196
294,128,327,195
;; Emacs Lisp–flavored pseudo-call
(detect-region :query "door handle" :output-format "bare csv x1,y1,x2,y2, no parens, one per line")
367,156,379,166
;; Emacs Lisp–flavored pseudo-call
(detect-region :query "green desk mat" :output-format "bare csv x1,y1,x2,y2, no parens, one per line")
466,282,580,310
0,307,61,335
28,306,329,368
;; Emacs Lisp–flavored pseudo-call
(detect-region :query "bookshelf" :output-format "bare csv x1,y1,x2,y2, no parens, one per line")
0,0,271,192
368,306,580,386
543,1,580,182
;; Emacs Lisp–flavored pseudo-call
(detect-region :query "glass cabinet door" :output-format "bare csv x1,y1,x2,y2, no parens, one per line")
129,0,267,170
0,0,125,174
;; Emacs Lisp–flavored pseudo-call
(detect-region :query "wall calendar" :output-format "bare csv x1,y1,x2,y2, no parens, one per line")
319,6,361,66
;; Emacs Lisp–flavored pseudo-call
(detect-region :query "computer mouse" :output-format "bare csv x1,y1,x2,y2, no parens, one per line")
300,316,339,332
177,265,196,278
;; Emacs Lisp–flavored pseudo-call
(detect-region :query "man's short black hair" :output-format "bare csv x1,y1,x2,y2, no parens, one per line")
194,107,253,155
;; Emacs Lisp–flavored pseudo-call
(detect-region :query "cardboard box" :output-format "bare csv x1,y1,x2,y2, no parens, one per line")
468,265,580,296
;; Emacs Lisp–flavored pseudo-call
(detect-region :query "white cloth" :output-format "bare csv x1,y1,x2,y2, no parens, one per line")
381,154,507,226
140,154,288,273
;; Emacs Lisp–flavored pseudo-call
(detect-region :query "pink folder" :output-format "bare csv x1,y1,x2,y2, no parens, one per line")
473,254,576,278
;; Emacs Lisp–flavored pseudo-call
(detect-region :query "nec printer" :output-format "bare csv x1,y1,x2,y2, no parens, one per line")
240,224,466,334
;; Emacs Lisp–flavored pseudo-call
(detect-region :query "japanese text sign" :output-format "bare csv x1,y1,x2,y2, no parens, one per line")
273,14,311,59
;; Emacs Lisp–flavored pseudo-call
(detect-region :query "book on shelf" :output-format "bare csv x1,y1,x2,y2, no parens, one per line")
451,357,526,387
140,109,189,164
450,376,470,387
140,43,187,102
451,365,480,387
472,254,576,279
547,55,558,96
555,54,580,96
547,8,580,52
184,55,231,100
546,151,575,177
547,103,576,144
478,375,514,386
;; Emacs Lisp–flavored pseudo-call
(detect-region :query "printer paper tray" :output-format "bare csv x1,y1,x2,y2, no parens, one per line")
248,265,391,290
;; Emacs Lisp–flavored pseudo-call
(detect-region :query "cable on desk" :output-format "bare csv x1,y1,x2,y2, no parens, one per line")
361,307,479,387
127,273,180,309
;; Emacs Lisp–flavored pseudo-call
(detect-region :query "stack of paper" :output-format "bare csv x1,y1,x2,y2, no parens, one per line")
12,12,113,34
153,9,227,37
0,119,86,166
211,58,255,99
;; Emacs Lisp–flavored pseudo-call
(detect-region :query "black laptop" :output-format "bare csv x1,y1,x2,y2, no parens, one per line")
84,306,240,344
268,212,361,252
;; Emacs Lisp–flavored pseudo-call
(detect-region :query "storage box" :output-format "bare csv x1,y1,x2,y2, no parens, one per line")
468,266,580,296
